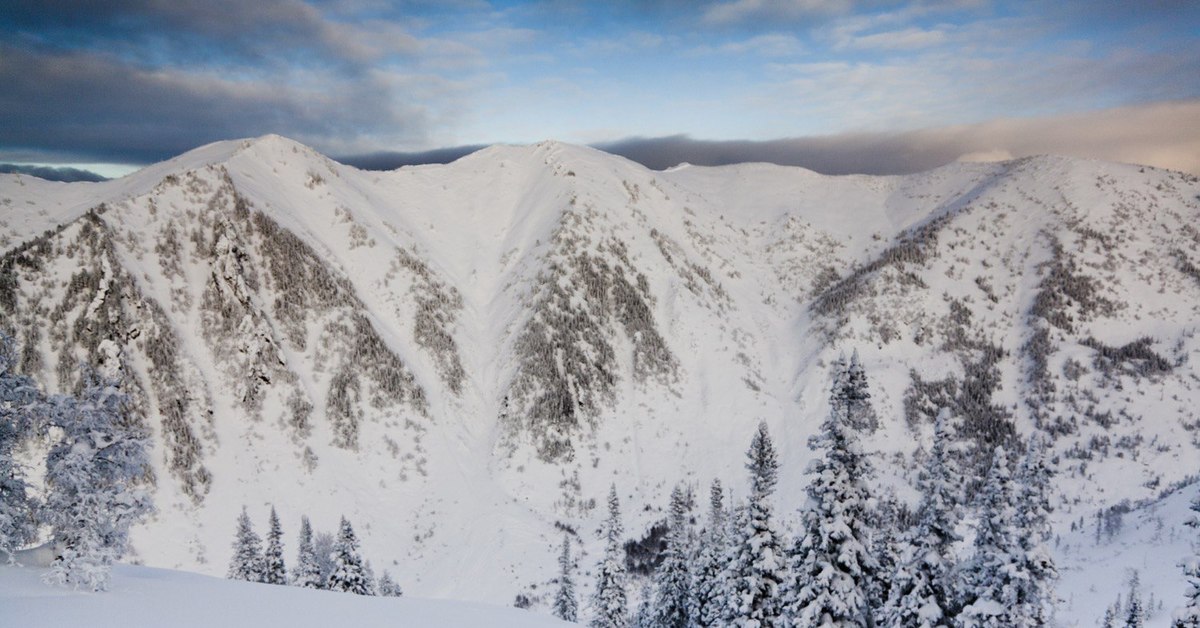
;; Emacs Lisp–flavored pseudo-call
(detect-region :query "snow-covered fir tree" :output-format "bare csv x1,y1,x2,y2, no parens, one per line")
783,359,880,627
41,366,152,591
690,479,728,627
362,559,378,596
653,484,694,628
591,484,629,628
327,516,370,595
1123,572,1145,628
882,409,962,627
263,506,287,585
377,569,403,597
1174,490,1200,628
832,350,879,433
724,422,785,627
959,447,1026,627
0,333,43,560
1013,436,1057,624
292,515,323,589
554,533,579,622
228,507,265,582
634,580,656,628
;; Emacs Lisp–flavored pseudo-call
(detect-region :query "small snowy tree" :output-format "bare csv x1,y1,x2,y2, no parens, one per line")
554,533,579,622
0,333,43,560
378,569,403,597
690,479,728,627
228,507,265,582
724,422,785,627
292,515,323,588
41,368,152,591
883,409,962,627
783,360,880,627
263,506,287,585
327,516,370,595
653,484,694,628
1174,490,1200,628
313,530,336,584
591,484,629,628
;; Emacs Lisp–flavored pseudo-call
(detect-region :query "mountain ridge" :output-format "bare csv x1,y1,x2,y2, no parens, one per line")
2,135,1199,622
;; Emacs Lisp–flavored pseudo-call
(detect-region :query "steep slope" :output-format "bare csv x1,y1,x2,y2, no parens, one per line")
2,137,1199,621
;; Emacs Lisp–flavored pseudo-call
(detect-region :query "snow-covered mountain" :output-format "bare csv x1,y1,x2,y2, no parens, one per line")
2,135,1199,622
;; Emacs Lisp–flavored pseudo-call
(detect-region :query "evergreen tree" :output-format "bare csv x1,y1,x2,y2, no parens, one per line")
959,447,1024,627
634,580,656,628
690,479,728,627
724,422,785,627
654,484,694,628
835,350,879,433
263,506,287,585
327,516,370,595
0,333,43,560
228,509,266,583
1124,572,1145,628
228,507,265,582
554,533,579,622
591,484,629,628
882,409,962,627
377,569,403,597
783,360,880,627
1174,490,1200,628
292,515,323,589
41,367,152,591
1014,436,1057,624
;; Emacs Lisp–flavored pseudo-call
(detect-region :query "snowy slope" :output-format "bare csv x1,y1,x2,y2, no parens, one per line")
2,136,1199,623
0,564,571,628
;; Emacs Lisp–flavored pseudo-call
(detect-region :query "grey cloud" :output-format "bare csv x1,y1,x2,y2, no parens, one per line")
0,0,417,68
592,100,1200,176
0,45,433,164
339,145,488,170
0,163,107,182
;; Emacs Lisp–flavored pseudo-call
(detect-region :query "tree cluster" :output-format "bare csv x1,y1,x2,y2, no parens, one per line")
568,352,1059,627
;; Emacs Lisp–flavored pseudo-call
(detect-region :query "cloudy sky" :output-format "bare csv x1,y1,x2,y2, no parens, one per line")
2,0,1198,177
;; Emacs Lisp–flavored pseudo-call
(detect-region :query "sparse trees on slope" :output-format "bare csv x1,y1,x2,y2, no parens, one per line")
653,484,694,628
42,368,152,591
591,484,629,628
783,359,881,627
292,515,323,589
882,409,962,627
327,516,370,595
690,479,728,627
1174,491,1200,628
724,422,785,627
263,506,287,585
554,533,579,622
0,333,42,560
228,507,264,582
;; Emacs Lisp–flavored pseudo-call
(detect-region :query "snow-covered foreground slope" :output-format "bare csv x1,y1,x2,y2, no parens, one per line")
2,135,1200,623
0,563,570,628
